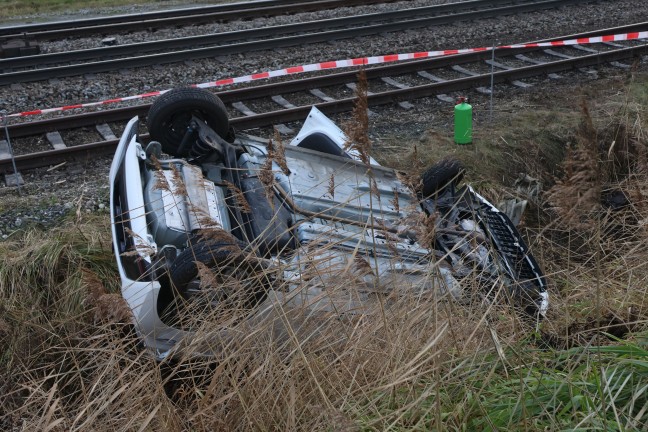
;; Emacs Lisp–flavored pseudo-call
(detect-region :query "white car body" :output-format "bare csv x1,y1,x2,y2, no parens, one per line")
110,104,547,359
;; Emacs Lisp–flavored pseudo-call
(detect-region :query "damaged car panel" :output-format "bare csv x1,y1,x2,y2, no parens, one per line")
109,87,547,359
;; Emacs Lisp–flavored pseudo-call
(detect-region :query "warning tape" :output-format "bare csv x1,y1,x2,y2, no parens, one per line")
7,31,648,118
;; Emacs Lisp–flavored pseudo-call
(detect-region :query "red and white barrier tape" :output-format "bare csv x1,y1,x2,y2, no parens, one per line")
6,31,647,118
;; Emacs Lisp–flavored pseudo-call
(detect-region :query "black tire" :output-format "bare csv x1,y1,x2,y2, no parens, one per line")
421,158,465,197
168,241,268,328
147,87,229,157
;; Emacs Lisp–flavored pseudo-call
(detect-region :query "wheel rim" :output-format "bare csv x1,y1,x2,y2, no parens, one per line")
163,109,209,143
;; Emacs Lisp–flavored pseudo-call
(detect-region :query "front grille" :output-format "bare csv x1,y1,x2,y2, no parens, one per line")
478,203,546,291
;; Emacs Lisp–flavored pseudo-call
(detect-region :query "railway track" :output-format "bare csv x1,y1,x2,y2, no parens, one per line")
0,0,596,85
0,0,403,40
2,24,646,175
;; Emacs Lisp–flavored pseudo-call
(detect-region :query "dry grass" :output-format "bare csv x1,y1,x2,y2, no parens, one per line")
1,213,645,430
1,73,648,430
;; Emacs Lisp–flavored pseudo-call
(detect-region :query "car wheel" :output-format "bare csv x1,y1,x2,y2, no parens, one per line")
167,240,268,329
147,87,229,157
421,158,465,197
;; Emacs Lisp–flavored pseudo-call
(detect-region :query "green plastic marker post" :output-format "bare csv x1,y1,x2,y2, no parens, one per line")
454,97,472,145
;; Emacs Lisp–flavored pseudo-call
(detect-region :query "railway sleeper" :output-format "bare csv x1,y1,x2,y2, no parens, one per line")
572,46,631,69
572,44,631,68
46,131,66,150
0,140,10,159
345,83,377,116
543,49,597,75
309,88,335,102
1,139,23,186
483,59,533,88
416,71,455,103
271,95,297,109
450,65,492,94
232,101,293,135
380,77,415,110
4,172,23,187
514,54,562,79
96,123,118,140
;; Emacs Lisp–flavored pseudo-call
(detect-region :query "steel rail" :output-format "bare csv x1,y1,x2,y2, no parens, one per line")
0,0,596,85
229,44,647,128
0,0,404,39
1,0,553,71
3,49,521,137
5,21,646,139
2,43,645,173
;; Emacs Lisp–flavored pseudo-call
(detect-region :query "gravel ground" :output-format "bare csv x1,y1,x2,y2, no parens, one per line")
0,0,647,238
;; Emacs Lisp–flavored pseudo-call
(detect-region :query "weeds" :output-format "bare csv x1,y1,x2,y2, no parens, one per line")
1,74,648,431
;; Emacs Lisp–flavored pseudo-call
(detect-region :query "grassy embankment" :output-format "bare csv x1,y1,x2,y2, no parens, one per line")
0,70,647,430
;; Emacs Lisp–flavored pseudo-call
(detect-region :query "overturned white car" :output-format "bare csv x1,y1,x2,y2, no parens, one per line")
109,87,548,359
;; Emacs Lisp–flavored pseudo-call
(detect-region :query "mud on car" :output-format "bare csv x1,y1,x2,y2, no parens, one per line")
109,87,548,359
